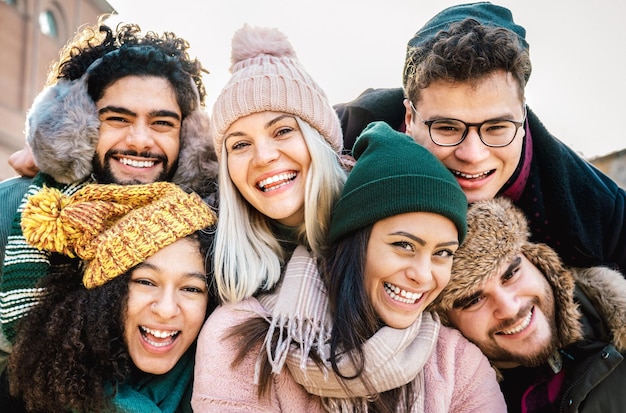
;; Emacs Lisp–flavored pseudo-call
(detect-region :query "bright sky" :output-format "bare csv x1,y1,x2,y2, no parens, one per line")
106,0,625,159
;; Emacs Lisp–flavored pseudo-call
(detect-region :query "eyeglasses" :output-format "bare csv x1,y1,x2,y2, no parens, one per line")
410,101,526,148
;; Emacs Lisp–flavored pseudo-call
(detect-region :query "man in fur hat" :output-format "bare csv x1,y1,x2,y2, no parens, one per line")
431,197,626,412
0,18,217,370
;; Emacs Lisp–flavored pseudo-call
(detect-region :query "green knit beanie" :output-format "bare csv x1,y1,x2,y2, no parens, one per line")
403,1,528,85
329,121,467,244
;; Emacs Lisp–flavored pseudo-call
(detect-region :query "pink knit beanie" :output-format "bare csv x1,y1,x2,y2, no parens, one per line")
211,24,343,159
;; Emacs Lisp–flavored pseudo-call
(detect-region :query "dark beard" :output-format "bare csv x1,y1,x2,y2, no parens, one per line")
92,149,177,185
487,288,559,368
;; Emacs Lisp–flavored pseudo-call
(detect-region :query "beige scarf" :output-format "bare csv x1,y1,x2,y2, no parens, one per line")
257,245,440,412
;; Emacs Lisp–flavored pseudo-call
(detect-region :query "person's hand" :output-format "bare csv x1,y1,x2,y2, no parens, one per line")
8,146,39,177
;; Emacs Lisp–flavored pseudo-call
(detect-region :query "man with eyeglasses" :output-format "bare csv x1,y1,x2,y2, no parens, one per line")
335,2,626,273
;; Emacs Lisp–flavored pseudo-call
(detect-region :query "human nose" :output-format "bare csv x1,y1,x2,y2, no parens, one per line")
252,138,279,166
150,291,180,319
126,122,156,151
491,288,520,320
404,257,432,285
454,127,490,163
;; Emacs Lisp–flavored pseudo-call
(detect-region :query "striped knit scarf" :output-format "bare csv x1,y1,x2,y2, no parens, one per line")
0,173,93,343
257,245,439,412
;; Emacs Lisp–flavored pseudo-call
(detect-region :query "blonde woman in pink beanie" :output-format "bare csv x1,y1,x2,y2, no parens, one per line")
209,24,348,305
193,117,506,410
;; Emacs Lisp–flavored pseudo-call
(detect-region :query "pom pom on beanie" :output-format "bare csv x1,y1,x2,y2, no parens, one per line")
22,182,217,288
211,24,342,159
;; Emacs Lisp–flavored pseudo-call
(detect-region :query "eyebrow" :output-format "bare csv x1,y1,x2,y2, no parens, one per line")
133,262,207,283
452,256,523,309
224,114,297,143
390,231,459,248
502,256,522,280
98,106,181,121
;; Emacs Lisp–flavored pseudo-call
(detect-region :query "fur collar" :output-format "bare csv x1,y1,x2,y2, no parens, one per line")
26,75,217,194
573,266,626,351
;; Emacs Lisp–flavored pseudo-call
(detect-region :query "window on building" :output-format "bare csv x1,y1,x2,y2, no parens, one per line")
39,10,58,38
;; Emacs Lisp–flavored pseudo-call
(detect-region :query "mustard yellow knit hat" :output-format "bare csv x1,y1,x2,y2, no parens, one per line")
21,182,217,288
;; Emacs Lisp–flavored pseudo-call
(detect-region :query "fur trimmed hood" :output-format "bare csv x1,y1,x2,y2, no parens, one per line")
573,266,626,351
26,71,217,194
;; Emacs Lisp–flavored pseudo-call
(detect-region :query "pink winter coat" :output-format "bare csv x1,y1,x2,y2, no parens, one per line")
192,298,506,412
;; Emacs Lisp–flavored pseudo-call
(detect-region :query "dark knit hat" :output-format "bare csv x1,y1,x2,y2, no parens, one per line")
403,2,528,85
329,121,467,244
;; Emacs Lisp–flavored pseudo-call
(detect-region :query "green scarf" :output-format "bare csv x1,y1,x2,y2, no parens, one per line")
0,173,93,343
111,348,195,413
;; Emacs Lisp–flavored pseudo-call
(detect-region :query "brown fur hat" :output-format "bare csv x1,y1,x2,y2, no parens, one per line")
431,197,583,347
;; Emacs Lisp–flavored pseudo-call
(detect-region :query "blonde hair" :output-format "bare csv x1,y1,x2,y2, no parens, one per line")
213,118,346,303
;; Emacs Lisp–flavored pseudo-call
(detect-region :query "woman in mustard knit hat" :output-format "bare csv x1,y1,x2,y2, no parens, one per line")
209,24,349,305
5,182,216,413
193,122,506,412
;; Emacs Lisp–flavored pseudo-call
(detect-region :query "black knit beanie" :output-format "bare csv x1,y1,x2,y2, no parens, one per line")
329,121,467,244
403,2,528,85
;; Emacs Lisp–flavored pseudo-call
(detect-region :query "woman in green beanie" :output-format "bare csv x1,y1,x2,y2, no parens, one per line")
192,121,506,412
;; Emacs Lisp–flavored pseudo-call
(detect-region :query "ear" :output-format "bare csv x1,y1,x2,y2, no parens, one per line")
403,98,414,135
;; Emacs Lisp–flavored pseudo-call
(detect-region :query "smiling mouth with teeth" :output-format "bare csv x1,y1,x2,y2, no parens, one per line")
450,169,494,180
498,308,533,335
140,326,180,347
119,157,156,168
383,281,423,304
257,172,297,192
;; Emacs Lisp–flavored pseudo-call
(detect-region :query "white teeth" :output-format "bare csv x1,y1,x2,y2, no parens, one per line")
383,282,423,304
258,172,296,191
500,311,532,335
451,170,490,179
120,157,155,168
140,326,179,339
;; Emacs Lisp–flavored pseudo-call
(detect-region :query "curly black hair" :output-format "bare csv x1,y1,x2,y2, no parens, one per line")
48,17,207,119
8,230,215,412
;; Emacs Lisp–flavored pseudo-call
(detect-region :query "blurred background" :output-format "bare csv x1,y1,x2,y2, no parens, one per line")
1,0,624,186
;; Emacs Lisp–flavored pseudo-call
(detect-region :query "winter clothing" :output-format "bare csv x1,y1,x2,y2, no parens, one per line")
329,121,467,244
403,2,528,85
0,177,30,278
192,292,505,413
433,198,584,350
111,348,196,413
211,24,343,160
334,88,626,272
256,246,440,411
432,198,626,412
1,173,89,344
499,267,626,413
20,182,216,288
25,56,216,191
0,36,219,350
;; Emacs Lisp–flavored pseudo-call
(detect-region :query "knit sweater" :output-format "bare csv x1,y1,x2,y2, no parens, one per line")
191,298,506,412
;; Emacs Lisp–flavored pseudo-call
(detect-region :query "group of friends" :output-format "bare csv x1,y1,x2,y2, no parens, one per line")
0,2,624,412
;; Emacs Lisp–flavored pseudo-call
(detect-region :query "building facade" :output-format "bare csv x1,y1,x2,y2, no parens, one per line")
0,0,112,181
